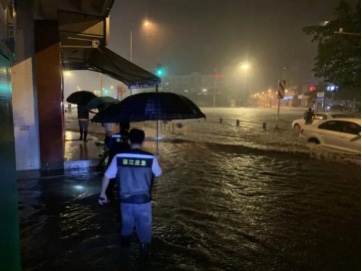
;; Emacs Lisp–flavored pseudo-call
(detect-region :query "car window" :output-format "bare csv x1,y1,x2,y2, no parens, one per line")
340,121,361,135
318,121,343,132
319,120,361,135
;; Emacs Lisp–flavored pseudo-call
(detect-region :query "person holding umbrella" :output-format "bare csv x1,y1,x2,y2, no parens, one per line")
66,90,98,141
98,128,162,260
77,105,90,141
97,119,131,201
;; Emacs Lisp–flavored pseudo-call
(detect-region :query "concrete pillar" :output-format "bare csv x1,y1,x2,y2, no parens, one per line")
12,0,41,171
34,20,64,172
0,56,21,271
0,1,21,270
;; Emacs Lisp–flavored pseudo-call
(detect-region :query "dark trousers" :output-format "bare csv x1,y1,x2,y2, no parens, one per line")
78,120,89,140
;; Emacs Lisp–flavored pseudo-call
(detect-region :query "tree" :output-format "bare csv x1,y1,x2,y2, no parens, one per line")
303,0,360,99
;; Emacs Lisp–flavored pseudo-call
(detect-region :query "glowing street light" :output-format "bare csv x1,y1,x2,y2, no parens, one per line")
241,64,250,70
130,19,156,63
143,19,151,27
63,71,72,77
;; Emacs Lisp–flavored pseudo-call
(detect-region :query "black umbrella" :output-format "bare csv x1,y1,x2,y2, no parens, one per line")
66,90,97,106
91,92,206,153
91,92,205,123
86,96,119,110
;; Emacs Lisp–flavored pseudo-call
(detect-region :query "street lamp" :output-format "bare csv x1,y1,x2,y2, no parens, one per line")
268,89,272,107
130,19,154,62
334,28,361,36
100,73,104,96
143,19,150,27
240,63,250,106
241,64,250,70
130,29,133,62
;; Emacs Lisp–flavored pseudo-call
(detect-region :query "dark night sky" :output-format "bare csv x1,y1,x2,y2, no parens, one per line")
85,0,357,92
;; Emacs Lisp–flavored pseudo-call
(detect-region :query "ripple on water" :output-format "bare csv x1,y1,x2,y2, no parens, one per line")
20,139,360,271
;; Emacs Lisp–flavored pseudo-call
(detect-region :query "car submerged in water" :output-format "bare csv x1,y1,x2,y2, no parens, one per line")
292,112,352,130
299,118,361,153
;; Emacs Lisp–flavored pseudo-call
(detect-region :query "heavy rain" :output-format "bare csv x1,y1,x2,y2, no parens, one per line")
3,0,361,270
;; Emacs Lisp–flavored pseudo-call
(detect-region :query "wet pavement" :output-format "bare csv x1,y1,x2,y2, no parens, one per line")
64,131,102,162
63,131,104,173
19,109,361,271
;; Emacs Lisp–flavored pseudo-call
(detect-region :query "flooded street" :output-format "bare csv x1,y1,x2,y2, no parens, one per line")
20,108,360,270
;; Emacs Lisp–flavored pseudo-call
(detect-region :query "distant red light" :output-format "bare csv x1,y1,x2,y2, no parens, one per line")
309,85,316,92
215,73,224,78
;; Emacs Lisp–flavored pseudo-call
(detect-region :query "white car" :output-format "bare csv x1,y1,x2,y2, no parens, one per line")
299,118,361,153
292,112,352,130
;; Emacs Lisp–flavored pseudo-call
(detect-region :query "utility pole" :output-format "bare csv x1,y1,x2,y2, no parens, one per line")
213,68,217,107
130,29,133,62
100,73,104,96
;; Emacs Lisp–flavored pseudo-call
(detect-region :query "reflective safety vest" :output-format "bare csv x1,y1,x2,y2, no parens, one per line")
116,150,155,204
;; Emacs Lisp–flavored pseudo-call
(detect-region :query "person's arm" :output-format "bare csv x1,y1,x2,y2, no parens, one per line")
100,176,110,198
152,156,162,177
99,156,118,200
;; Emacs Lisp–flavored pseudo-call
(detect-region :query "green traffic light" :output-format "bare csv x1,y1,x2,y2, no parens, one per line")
156,63,165,77
156,69,163,76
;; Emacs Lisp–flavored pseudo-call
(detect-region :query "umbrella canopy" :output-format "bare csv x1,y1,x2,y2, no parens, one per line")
86,96,119,110
91,92,206,123
66,90,97,106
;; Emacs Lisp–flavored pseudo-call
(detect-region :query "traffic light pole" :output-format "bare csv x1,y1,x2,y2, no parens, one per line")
130,29,133,62
213,68,217,107
100,73,104,96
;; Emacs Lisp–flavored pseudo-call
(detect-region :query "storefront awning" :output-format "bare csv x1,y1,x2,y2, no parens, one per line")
86,46,160,89
61,46,160,89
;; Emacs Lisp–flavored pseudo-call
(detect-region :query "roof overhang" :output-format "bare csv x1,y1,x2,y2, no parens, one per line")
34,0,113,65
33,0,158,89
63,46,160,89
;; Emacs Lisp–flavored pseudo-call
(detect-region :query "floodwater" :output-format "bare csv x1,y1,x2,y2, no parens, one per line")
20,108,361,271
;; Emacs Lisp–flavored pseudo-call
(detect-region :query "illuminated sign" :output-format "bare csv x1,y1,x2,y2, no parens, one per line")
309,85,316,92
